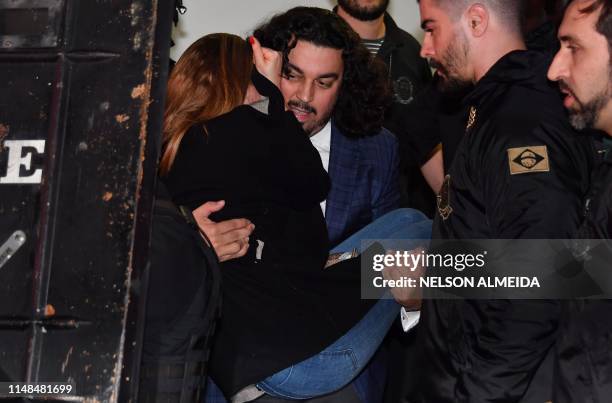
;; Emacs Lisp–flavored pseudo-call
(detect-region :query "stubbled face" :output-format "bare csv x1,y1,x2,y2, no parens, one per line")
279,40,344,136
419,0,472,93
548,0,612,131
337,0,390,21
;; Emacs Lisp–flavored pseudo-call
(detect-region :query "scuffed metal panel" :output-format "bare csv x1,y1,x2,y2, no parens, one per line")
0,0,63,49
0,0,173,401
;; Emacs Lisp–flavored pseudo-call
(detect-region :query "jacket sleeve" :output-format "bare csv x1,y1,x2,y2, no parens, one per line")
455,118,589,402
267,110,331,210
372,131,401,220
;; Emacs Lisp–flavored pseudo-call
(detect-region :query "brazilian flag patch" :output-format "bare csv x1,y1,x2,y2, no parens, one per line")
507,146,550,175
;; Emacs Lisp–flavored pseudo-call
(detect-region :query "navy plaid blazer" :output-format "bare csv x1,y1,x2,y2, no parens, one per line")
325,121,401,247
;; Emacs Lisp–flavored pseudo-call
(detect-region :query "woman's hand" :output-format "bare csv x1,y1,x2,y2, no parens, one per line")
250,36,282,87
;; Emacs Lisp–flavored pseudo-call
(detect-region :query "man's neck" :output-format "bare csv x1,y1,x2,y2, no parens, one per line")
473,37,526,83
337,7,386,40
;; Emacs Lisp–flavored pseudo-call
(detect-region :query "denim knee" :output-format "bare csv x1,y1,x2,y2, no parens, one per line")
258,348,359,399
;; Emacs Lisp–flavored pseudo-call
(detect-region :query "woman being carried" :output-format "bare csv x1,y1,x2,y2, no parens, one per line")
160,33,430,402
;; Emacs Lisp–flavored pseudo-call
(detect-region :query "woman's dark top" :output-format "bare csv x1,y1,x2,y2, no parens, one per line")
163,70,375,396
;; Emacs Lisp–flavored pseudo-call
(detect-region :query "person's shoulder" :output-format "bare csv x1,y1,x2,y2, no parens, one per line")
395,28,422,55
384,13,421,53
476,92,589,177
335,123,397,147
492,84,574,145
207,105,260,126
204,105,277,139
350,127,399,165
372,127,398,147
181,123,207,146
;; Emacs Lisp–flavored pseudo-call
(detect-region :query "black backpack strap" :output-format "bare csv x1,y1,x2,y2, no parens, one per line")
177,205,223,403
140,197,223,403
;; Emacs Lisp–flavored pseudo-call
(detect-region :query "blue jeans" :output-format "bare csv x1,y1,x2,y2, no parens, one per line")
256,297,399,399
331,208,431,254
256,208,431,399
205,208,432,401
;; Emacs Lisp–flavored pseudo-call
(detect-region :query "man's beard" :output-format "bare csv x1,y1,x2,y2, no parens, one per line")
430,34,472,94
561,80,612,130
338,0,390,21
287,99,332,136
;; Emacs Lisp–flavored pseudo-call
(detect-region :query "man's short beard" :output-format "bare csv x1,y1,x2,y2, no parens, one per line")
569,90,611,130
567,71,612,131
338,0,390,21
431,32,472,94
303,111,333,137
436,74,472,95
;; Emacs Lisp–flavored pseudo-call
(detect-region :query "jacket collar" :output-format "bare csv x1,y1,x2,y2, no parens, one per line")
464,49,550,108
331,7,402,49
379,13,404,51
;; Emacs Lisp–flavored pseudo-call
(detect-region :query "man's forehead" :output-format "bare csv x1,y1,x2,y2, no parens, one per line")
559,1,601,41
287,40,344,75
418,0,449,25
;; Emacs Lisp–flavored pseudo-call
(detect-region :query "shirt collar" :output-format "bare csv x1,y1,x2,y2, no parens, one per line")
310,120,332,152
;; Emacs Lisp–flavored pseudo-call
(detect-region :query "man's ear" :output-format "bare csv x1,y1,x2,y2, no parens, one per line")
466,3,488,38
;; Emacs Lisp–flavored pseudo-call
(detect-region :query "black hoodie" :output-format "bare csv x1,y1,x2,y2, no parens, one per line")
417,49,593,403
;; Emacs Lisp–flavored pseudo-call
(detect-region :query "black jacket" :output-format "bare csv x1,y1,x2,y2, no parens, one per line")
416,50,593,402
408,22,562,177
554,143,612,403
376,13,435,217
377,13,432,122
163,71,376,397
332,9,434,215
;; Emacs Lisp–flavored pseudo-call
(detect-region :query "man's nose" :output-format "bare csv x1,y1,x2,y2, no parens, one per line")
297,82,314,103
547,50,568,82
420,34,434,59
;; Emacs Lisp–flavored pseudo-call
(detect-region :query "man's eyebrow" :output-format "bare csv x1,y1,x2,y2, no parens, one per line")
286,62,303,74
421,19,434,30
559,34,581,45
317,73,340,80
286,63,339,80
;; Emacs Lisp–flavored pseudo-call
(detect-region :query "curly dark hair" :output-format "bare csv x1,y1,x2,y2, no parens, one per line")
253,7,391,137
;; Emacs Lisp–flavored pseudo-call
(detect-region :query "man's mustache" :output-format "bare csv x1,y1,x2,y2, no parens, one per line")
429,59,440,70
429,58,444,71
288,100,317,115
558,80,573,96
558,80,582,106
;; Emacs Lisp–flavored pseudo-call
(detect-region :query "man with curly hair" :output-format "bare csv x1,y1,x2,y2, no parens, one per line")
253,7,403,250
203,7,420,403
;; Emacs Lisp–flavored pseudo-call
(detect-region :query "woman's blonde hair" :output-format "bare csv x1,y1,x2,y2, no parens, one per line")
159,33,253,175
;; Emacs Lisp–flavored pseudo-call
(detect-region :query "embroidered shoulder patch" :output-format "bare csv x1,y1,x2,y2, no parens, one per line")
437,174,453,220
507,146,550,175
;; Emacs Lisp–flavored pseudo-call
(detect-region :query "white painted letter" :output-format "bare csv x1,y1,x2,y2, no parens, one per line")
0,140,46,184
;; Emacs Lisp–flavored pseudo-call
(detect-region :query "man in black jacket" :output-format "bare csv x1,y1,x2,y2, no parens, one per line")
547,1,612,401
410,0,593,401
336,0,438,217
